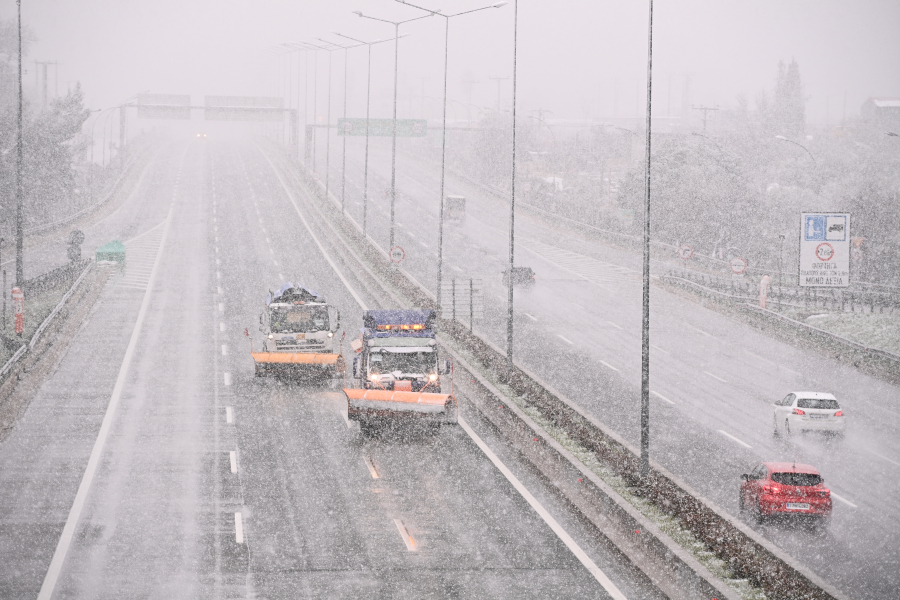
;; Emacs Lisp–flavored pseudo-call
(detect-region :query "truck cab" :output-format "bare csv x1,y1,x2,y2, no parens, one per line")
352,309,449,393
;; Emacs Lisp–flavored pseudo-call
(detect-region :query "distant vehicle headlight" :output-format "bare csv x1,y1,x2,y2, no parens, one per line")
429,373,438,381
268,334,274,339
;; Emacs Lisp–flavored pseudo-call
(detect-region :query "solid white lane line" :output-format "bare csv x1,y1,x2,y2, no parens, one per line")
363,456,380,479
599,360,620,372
831,492,858,508
865,449,900,467
608,321,623,330
221,344,228,356
230,451,237,474
558,334,574,345
394,519,416,551
650,344,669,354
717,430,752,449
235,513,244,543
650,391,675,405
38,206,175,600
220,323,225,332
704,370,727,383
224,373,232,386
524,312,538,322
226,407,234,424
259,149,368,310
458,417,628,600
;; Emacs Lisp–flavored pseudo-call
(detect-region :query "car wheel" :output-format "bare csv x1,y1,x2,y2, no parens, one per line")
753,501,765,525
739,493,745,512
784,419,791,435
773,415,780,436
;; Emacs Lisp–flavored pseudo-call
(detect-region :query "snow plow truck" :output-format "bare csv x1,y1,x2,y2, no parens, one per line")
343,309,457,429
250,283,342,378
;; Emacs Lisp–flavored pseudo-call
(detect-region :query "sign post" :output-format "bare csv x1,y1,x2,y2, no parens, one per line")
677,244,693,277
799,213,850,287
12,287,23,337
759,275,771,309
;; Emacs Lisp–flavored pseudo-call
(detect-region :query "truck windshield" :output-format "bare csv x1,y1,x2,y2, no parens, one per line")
371,351,433,374
270,306,329,333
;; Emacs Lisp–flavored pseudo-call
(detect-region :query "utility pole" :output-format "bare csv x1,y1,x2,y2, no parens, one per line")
692,104,719,132
489,76,508,112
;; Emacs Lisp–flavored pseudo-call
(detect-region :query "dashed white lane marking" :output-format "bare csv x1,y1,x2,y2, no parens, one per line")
215,246,219,253
221,344,228,356
608,321,623,330
451,265,463,272
744,350,802,376
230,451,237,474
220,323,225,332
717,430,752,449
224,373,232,386
865,449,900,467
419,241,428,248
226,407,234,424
218,303,224,312
217,271,221,279
279,273,285,281
692,326,713,337
217,286,222,295
520,238,638,289
704,370,727,383
650,344,669,354
214,226,218,232
651,390,675,405
266,237,271,243
394,519,416,551
831,492,858,508
37,205,175,600
273,259,279,266
558,334,573,345
524,312,538,322
458,417,628,599
599,360,619,372
216,259,221,266
234,513,244,543
363,456,380,479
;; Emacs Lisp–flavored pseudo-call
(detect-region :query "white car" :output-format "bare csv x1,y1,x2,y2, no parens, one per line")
773,392,845,436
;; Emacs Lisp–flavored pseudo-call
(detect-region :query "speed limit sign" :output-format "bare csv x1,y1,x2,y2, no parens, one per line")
730,257,747,274
389,246,405,264
677,244,693,260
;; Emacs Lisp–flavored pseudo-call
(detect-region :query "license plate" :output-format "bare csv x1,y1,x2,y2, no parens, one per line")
810,414,827,419
786,503,810,510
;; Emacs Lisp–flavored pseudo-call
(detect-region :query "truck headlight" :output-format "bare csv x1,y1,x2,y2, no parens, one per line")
327,332,334,338
370,373,379,382
429,373,438,381
268,334,274,340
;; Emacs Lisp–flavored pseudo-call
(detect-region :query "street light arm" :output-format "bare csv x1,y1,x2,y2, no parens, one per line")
396,0,507,18
354,10,434,26
332,32,401,46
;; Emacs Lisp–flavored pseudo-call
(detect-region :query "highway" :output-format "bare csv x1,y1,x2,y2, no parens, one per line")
309,132,900,599
0,137,667,599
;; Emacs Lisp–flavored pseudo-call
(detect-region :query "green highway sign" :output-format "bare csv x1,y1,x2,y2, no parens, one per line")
337,118,427,137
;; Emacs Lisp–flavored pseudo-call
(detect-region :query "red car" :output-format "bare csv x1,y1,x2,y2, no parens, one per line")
740,462,832,527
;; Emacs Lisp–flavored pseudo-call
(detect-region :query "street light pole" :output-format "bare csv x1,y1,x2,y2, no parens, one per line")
332,34,396,237
506,0,519,369
640,0,655,481
354,9,434,254
15,0,24,286
395,1,508,319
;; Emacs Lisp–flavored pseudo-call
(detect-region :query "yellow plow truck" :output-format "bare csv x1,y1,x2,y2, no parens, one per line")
250,283,343,379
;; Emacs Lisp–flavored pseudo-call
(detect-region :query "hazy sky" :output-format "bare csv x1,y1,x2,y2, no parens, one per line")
5,0,900,129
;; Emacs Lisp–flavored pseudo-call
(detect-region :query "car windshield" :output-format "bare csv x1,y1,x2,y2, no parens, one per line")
270,306,329,333
772,472,823,487
370,350,434,374
797,398,840,409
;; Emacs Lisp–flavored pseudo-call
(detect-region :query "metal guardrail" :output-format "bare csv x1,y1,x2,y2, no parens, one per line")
0,261,94,382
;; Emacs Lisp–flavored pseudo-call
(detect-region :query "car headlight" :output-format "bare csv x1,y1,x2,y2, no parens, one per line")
268,334,274,339
327,332,334,338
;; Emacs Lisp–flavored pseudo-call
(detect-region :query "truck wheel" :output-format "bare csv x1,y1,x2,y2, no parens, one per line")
255,364,266,378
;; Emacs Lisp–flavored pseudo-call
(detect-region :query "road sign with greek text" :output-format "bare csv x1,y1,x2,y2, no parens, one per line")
799,213,850,287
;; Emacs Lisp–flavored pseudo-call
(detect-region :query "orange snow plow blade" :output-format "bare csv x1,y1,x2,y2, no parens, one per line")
251,352,340,365
343,388,458,425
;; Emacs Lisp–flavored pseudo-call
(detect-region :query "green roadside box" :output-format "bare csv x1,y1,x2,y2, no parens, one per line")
96,240,125,265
